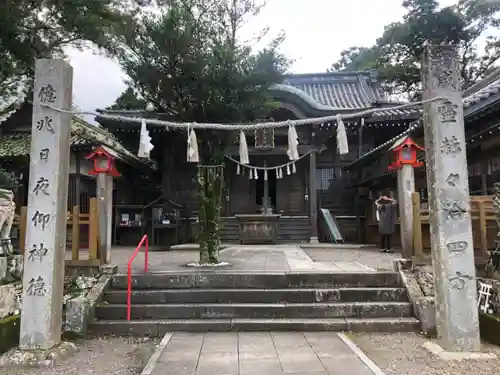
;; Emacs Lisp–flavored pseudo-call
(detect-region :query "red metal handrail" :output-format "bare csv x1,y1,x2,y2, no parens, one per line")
127,234,149,321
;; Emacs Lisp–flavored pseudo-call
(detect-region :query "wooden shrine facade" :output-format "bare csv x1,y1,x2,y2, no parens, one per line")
344,68,500,248
97,70,418,245
0,99,154,248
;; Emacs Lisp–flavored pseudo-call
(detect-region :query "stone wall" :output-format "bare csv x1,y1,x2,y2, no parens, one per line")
394,259,500,336
0,254,115,352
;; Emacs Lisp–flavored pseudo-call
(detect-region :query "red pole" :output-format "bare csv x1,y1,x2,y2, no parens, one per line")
127,262,132,321
145,236,149,273
126,235,149,321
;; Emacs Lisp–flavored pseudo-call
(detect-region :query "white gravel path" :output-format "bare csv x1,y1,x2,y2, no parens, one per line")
2,337,159,375
350,333,500,375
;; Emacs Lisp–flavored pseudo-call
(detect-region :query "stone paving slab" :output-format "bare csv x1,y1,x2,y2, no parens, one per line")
100,245,387,274
151,332,377,375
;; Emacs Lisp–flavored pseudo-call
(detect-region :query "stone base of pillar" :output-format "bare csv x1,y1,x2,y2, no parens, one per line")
0,341,78,368
309,237,319,244
423,341,496,361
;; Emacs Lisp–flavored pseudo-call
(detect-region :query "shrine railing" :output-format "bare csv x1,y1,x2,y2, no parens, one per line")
13,197,101,265
127,234,149,321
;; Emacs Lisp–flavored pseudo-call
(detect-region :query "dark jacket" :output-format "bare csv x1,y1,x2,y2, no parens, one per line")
377,202,397,235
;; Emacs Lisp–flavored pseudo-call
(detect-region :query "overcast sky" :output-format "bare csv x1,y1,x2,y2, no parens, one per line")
66,0,456,115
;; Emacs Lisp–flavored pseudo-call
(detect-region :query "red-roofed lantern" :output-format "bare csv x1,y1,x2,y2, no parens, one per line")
388,136,424,170
386,136,424,261
86,145,121,177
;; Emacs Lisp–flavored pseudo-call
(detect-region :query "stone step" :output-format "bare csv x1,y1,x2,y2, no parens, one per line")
89,317,420,336
95,302,413,320
111,272,402,290
104,287,408,304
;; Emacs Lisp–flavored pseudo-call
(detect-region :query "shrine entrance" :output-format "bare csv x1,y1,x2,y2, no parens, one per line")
255,167,277,213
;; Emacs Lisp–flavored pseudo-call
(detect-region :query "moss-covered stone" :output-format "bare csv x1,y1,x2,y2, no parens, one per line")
479,313,500,346
0,315,20,354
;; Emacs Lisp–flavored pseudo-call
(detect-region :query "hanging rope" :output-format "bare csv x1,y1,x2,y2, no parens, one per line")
225,150,313,170
35,96,445,131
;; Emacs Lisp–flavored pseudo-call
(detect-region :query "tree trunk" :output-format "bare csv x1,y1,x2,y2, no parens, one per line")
197,164,224,264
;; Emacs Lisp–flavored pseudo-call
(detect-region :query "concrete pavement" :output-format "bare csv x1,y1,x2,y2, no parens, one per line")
144,332,383,375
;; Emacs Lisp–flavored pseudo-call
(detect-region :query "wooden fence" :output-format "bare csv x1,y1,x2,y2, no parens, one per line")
13,197,101,266
412,193,497,262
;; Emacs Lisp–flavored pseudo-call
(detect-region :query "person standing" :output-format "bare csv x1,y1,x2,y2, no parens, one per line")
375,194,397,253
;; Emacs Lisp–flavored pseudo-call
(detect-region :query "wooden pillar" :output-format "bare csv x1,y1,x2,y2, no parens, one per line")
263,160,269,213
481,163,488,195
355,192,363,243
75,153,81,207
309,151,319,243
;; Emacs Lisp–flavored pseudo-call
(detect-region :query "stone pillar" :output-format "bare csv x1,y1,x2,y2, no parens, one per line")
97,173,111,263
309,151,319,244
397,164,415,259
106,175,114,257
20,60,72,350
421,44,480,352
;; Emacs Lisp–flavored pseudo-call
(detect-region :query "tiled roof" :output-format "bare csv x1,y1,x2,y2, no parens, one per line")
463,69,500,111
0,117,148,166
276,72,419,118
0,119,102,157
283,72,383,109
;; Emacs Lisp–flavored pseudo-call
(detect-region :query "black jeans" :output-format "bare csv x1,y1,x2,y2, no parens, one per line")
380,234,392,250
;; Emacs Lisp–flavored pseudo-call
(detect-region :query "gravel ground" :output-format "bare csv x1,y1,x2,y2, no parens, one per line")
350,333,500,375
2,337,159,375
304,247,399,270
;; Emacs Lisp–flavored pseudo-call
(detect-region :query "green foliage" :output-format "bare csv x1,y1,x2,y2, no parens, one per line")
0,169,20,191
111,0,290,262
107,87,148,110
0,315,20,354
0,0,140,112
330,0,500,99
112,0,290,161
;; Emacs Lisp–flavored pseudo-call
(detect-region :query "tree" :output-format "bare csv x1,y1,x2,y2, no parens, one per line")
107,88,148,110
0,0,140,114
111,0,290,263
330,0,500,99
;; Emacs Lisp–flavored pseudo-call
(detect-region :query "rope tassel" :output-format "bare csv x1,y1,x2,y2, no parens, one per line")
239,131,249,164
138,119,154,158
254,168,258,180
287,124,300,161
286,164,291,175
236,164,240,175
292,163,296,173
187,127,199,163
336,114,349,156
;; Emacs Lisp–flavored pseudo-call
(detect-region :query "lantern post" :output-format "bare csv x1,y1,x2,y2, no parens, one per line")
388,136,424,259
86,146,120,264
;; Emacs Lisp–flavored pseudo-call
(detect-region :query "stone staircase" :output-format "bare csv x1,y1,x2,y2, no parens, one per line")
90,272,419,336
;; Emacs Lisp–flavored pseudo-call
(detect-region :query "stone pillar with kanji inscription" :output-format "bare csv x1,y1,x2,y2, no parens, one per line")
19,60,72,350
422,44,480,352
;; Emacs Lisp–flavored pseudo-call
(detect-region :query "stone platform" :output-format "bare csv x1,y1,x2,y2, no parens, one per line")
89,245,418,335
113,244,392,274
